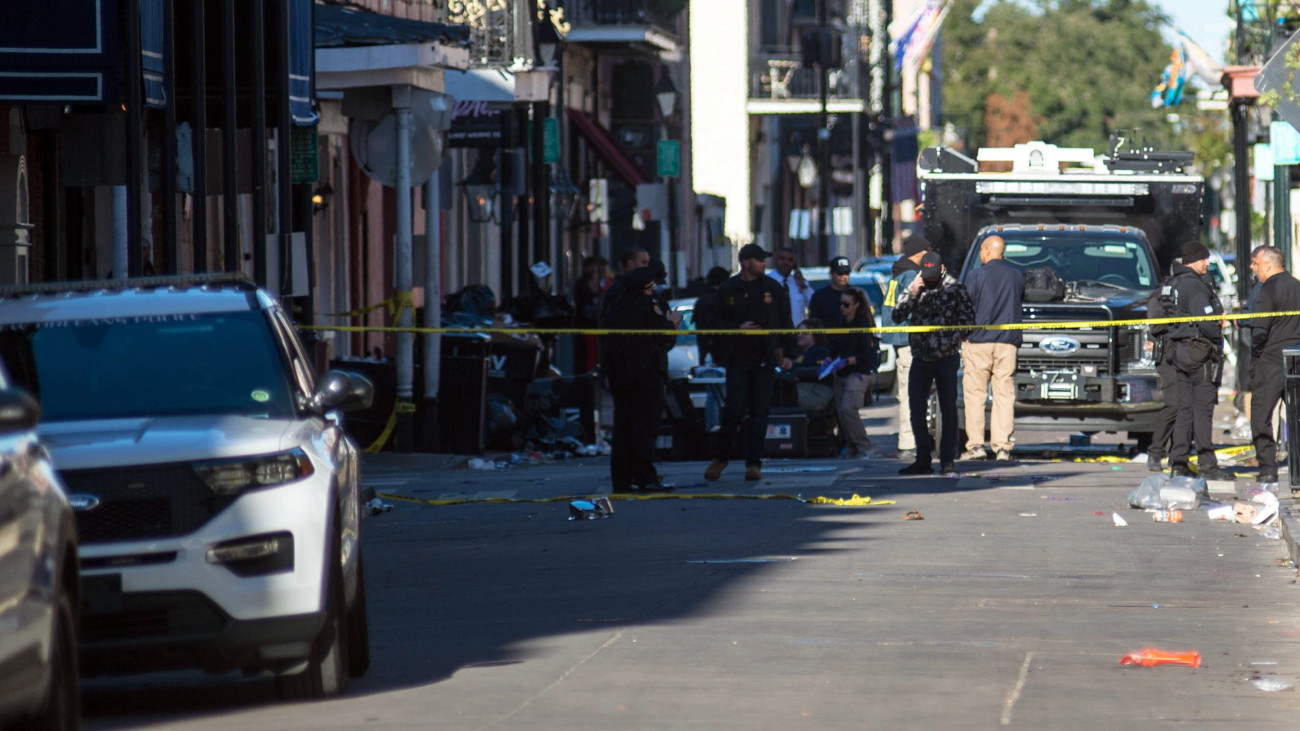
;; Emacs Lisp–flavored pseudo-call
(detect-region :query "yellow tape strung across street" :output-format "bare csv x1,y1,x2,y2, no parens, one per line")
326,290,415,321
303,308,1300,337
375,491,895,507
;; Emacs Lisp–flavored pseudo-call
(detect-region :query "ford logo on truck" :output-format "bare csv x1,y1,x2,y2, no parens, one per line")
67,494,101,512
1039,336,1081,356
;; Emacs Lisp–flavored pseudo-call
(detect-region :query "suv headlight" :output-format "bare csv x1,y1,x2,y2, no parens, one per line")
193,449,315,496
1126,325,1156,370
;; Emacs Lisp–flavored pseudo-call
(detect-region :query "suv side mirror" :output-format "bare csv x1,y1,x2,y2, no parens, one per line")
0,388,40,434
311,370,374,413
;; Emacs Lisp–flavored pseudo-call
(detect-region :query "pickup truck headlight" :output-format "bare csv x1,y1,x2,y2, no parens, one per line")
1126,325,1156,370
194,448,315,496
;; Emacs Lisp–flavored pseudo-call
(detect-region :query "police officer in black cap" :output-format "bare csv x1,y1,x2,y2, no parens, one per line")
600,266,681,492
1162,241,1232,481
703,243,795,482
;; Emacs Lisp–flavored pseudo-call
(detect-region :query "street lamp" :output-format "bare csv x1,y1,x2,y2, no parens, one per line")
550,167,580,222
536,12,563,68
654,67,678,119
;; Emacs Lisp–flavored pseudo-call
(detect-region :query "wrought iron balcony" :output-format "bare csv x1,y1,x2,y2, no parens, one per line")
749,47,863,111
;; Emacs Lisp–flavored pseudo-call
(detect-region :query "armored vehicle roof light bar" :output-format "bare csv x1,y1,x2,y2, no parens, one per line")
0,273,256,297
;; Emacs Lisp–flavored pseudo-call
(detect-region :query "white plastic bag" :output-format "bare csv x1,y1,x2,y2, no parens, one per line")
1127,476,1166,510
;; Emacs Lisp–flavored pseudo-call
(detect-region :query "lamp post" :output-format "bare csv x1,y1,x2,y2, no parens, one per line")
655,67,680,295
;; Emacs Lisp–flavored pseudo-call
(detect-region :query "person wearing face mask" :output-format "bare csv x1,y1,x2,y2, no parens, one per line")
892,252,976,477
828,287,882,458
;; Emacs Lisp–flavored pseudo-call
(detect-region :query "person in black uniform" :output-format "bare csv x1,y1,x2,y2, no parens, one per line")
600,266,680,493
1144,260,1180,473
703,244,795,482
1247,245,1300,483
1164,242,1232,481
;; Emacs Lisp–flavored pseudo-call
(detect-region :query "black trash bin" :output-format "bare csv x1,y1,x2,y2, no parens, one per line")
1285,347,1300,487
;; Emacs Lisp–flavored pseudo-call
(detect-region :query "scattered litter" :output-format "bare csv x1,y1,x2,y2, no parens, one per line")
575,442,611,456
1041,496,1082,501
1119,648,1201,668
1258,525,1283,541
903,510,924,521
365,498,393,515
1113,512,1128,527
1018,513,1038,517
1127,475,1205,511
467,458,498,470
1152,509,1183,523
1234,502,1259,524
1111,466,1123,470
1252,676,1295,692
1205,503,1235,521
1091,511,1107,516
1206,479,1237,494
568,497,614,521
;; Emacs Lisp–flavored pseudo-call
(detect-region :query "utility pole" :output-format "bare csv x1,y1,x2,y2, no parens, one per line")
816,0,831,263
879,0,894,254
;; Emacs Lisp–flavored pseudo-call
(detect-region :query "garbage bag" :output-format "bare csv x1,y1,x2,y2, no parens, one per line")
1128,476,1166,510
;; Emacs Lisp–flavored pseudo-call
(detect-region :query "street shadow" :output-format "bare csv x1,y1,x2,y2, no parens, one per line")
80,483,891,727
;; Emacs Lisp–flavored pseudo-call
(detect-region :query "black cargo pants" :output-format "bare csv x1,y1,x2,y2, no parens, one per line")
1168,342,1219,471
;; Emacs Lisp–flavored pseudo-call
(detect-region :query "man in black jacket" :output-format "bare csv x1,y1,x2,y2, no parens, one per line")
600,267,680,493
892,252,976,476
959,235,1024,462
703,244,794,482
1248,245,1300,483
1164,242,1231,481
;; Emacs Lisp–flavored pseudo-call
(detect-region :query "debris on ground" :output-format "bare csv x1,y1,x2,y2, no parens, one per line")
366,498,393,515
1119,648,1201,668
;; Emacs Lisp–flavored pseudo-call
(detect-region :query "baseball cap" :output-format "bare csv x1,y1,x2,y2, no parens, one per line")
919,251,943,280
621,266,656,290
738,243,771,262
830,256,852,274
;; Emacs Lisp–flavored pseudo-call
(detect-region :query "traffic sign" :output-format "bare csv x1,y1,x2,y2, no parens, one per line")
543,118,560,164
657,139,680,178
1256,31,1300,130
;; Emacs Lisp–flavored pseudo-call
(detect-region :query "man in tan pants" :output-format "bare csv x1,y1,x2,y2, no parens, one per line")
960,236,1024,461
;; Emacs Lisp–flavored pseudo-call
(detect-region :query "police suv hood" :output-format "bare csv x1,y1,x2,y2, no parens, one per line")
38,415,296,471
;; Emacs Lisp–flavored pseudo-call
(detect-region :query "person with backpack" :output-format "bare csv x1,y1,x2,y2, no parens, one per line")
1162,242,1232,481
880,235,930,461
959,235,1024,462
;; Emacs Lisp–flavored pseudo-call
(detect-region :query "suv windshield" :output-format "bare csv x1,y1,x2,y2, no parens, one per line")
965,236,1157,289
0,311,294,421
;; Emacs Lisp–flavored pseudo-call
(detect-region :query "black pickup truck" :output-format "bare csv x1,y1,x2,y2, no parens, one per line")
918,140,1205,448
958,224,1164,446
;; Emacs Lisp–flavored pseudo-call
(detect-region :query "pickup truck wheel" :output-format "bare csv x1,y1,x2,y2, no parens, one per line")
347,555,371,678
277,539,350,700
26,585,79,731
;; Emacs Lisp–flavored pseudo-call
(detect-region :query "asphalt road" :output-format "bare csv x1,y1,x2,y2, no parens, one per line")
81,398,1300,730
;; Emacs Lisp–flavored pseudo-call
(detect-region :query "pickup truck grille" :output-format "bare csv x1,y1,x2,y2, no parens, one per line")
61,464,236,544
1016,357,1110,375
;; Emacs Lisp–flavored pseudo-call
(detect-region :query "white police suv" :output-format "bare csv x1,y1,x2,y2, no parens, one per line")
0,275,374,699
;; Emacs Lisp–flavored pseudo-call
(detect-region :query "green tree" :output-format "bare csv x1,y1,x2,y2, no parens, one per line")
941,0,1175,152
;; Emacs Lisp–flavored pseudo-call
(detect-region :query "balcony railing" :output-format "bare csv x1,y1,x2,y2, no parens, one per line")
444,0,527,67
750,47,862,103
561,0,684,31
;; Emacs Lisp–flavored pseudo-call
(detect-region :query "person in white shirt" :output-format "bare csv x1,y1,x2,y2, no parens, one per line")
768,246,813,329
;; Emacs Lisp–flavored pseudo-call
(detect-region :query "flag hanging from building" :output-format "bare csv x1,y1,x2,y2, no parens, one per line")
1150,43,1187,107
1177,29,1223,85
890,1,949,73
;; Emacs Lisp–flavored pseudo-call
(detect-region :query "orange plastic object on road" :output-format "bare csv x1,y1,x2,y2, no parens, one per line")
1118,649,1201,668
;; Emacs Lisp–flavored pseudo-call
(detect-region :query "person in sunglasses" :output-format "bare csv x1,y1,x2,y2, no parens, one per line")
828,287,883,458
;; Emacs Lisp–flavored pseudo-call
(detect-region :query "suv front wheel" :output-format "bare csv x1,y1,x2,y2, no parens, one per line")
277,532,350,699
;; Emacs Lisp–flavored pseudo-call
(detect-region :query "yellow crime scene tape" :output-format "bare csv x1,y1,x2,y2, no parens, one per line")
375,490,896,507
302,309,1300,337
